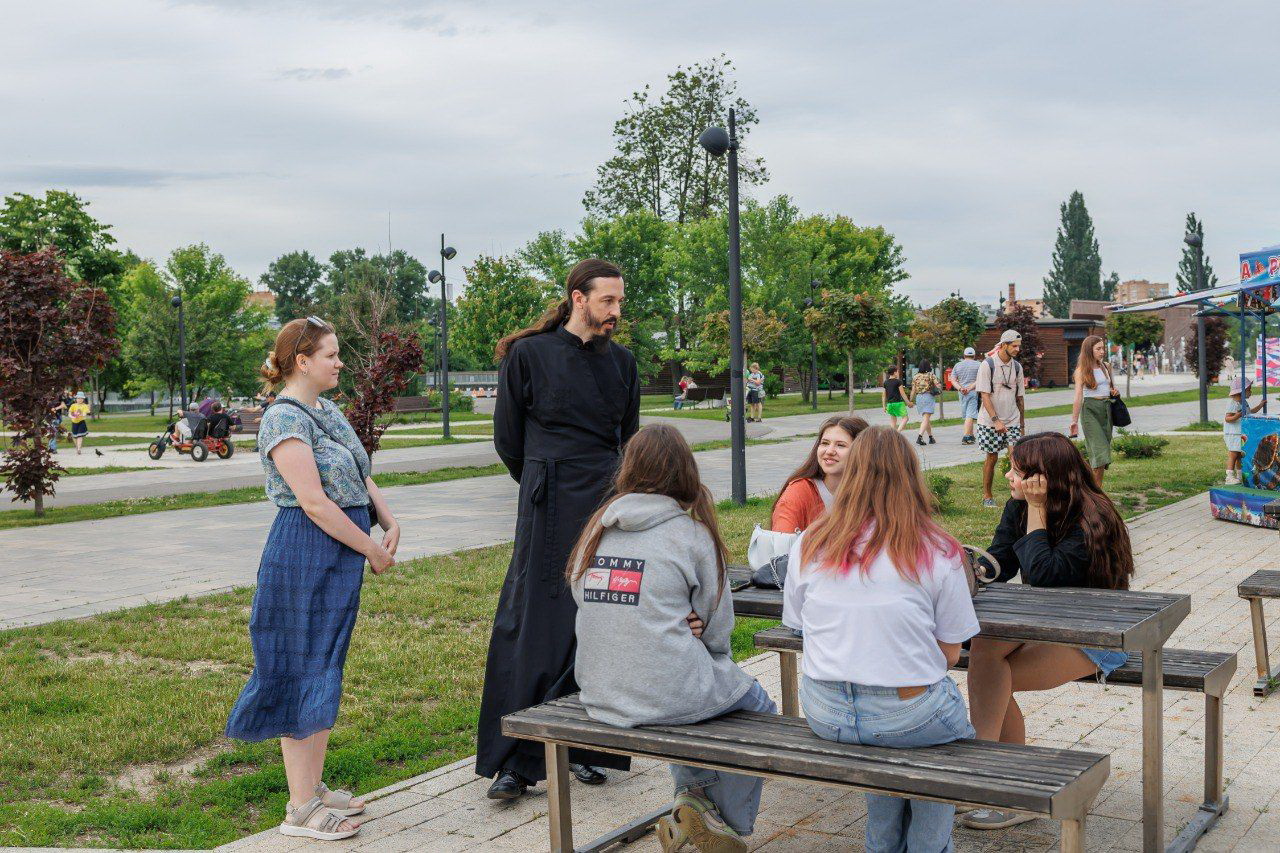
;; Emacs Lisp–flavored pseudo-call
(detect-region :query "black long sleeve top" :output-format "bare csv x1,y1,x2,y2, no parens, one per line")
493,325,640,482
987,498,1091,587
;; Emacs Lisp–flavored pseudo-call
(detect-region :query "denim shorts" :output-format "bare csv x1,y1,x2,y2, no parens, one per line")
1081,647,1129,677
959,391,980,419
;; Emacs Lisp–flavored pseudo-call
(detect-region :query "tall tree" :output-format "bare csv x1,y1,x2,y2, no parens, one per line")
519,230,574,286
1042,190,1105,318
1185,316,1229,382
1103,271,1120,300
0,249,117,515
1176,212,1219,292
583,55,767,224
809,290,897,414
261,250,325,324
451,254,557,369
120,262,183,418
1107,312,1165,397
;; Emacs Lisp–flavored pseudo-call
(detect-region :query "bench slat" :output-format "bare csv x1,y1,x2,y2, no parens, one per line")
1238,569,1280,598
504,697,1108,818
752,627,1236,694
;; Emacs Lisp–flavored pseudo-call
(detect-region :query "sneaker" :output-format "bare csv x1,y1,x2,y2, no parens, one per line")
961,809,1036,830
916,436,926,446
668,792,747,852
982,498,997,509
928,436,936,445
657,813,689,852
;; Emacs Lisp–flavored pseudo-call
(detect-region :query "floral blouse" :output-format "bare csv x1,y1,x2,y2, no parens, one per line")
258,395,371,508
911,372,940,397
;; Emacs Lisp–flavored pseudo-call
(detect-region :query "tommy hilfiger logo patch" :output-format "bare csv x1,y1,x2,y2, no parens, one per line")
582,555,645,606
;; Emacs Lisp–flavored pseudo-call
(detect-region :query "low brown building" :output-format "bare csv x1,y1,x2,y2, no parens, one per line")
977,318,1106,388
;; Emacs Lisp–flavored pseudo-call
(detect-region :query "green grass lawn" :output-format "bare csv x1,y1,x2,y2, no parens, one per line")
0,435,1223,848
0,465,507,532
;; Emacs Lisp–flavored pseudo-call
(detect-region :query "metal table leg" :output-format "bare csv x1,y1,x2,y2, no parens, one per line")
1247,597,1280,697
1142,645,1164,852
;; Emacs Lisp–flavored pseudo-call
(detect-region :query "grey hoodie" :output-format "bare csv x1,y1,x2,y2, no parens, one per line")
571,492,754,728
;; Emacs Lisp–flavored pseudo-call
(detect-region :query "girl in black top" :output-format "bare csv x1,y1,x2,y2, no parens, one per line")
881,365,909,432
962,432,1134,831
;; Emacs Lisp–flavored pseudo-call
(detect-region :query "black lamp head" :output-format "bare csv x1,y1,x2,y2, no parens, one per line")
170,295,182,307
428,270,443,284
1184,232,1203,249
442,246,457,261
698,126,730,157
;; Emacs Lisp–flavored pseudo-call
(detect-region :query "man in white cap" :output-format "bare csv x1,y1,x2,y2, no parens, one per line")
951,346,982,445
975,329,1026,507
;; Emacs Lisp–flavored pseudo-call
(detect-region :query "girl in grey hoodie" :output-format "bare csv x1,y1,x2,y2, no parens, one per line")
568,425,775,853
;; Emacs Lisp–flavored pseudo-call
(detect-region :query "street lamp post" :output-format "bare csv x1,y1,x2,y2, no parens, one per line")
171,294,188,411
428,236,458,440
1185,232,1209,424
806,280,820,411
699,110,747,505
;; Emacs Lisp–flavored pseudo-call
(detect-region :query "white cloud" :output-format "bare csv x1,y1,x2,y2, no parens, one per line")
2,0,1277,304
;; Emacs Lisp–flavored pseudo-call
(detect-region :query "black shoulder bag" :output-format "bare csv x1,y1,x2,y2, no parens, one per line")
275,399,379,528
1104,365,1132,427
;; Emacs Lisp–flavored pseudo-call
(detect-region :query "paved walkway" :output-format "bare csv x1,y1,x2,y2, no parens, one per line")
210,493,1280,851
0,393,1228,631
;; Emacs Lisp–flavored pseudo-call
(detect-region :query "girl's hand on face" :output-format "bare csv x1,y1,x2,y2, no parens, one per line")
1021,474,1049,507
686,610,704,638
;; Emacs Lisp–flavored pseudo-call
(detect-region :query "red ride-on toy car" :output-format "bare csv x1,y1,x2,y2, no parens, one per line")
148,411,236,462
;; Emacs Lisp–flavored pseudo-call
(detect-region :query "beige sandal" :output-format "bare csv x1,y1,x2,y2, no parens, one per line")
279,796,360,840
316,781,366,817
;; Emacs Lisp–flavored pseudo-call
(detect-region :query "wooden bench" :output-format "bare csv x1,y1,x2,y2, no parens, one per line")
755,626,1235,852
503,694,1108,853
1238,569,1280,697
392,395,443,419
234,408,264,436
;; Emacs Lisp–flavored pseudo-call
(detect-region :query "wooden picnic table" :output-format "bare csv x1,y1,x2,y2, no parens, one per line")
729,567,1191,853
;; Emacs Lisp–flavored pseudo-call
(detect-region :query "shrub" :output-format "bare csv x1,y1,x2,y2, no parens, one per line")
426,389,475,413
1112,429,1168,459
927,473,955,514
764,373,783,399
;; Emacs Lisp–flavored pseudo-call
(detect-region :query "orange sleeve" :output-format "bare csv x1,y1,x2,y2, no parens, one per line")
772,480,815,533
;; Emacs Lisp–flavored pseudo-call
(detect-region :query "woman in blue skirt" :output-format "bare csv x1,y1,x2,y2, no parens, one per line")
226,317,400,842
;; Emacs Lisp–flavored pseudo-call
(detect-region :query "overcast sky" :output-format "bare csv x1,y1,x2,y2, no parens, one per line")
4,1,1278,306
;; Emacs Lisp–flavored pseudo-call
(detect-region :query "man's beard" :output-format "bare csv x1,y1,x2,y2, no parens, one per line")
587,307,618,344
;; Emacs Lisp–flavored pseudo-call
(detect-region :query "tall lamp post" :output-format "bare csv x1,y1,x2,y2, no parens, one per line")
806,280,820,411
1185,232,1209,424
699,110,746,505
428,236,458,440
171,294,188,411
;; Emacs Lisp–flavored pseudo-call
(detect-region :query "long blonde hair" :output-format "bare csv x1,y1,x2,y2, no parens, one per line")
801,426,959,581
567,425,730,600
1074,334,1109,390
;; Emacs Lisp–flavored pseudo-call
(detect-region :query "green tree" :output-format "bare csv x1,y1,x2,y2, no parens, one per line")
451,254,557,369
909,295,984,418
1176,213,1219,292
120,262,183,417
682,306,787,378
583,55,767,224
519,230,575,285
261,250,325,324
1103,271,1120,300
0,190,133,412
809,290,896,415
1107,312,1164,397
319,248,431,324
1185,316,1228,382
1042,190,1105,318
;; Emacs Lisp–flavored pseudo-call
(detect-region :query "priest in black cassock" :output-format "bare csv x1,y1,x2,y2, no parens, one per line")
477,258,641,800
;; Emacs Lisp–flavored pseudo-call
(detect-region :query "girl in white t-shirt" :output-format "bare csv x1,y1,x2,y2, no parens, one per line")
783,425,980,852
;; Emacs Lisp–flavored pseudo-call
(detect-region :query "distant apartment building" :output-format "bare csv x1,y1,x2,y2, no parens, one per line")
1114,279,1169,304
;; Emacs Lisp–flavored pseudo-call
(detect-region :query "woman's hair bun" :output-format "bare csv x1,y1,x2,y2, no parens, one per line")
259,350,284,390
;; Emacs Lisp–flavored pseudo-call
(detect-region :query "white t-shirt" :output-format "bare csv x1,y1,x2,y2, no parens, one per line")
1083,367,1112,399
781,532,980,687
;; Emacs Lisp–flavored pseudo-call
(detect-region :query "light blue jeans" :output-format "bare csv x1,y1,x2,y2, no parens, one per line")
670,680,777,835
800,674,974,853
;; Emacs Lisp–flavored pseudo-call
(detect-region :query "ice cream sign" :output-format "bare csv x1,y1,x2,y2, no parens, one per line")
1241,246,1280,288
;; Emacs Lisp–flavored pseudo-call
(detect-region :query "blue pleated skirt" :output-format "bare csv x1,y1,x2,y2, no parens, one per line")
225,506,369,742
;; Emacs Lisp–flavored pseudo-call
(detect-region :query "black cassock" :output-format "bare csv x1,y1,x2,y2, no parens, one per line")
475,325,640,781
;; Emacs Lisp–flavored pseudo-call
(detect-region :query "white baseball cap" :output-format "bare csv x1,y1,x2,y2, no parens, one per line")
998,329,1023,344
963,346,976,356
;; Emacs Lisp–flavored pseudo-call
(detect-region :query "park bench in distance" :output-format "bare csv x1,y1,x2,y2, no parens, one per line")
755,626,1234,853
1237,569,1280,697
391,395,443,421
503,695,1108,853
235,409,264,436
680,386,726,409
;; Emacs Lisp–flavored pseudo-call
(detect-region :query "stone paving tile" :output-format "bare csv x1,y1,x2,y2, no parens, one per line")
216,493,1280,851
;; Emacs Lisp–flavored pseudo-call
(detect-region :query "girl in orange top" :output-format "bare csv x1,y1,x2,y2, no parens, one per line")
771,416,868,532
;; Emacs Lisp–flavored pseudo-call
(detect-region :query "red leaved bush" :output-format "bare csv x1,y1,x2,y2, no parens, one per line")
0,249,118,514
340,329,424,459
